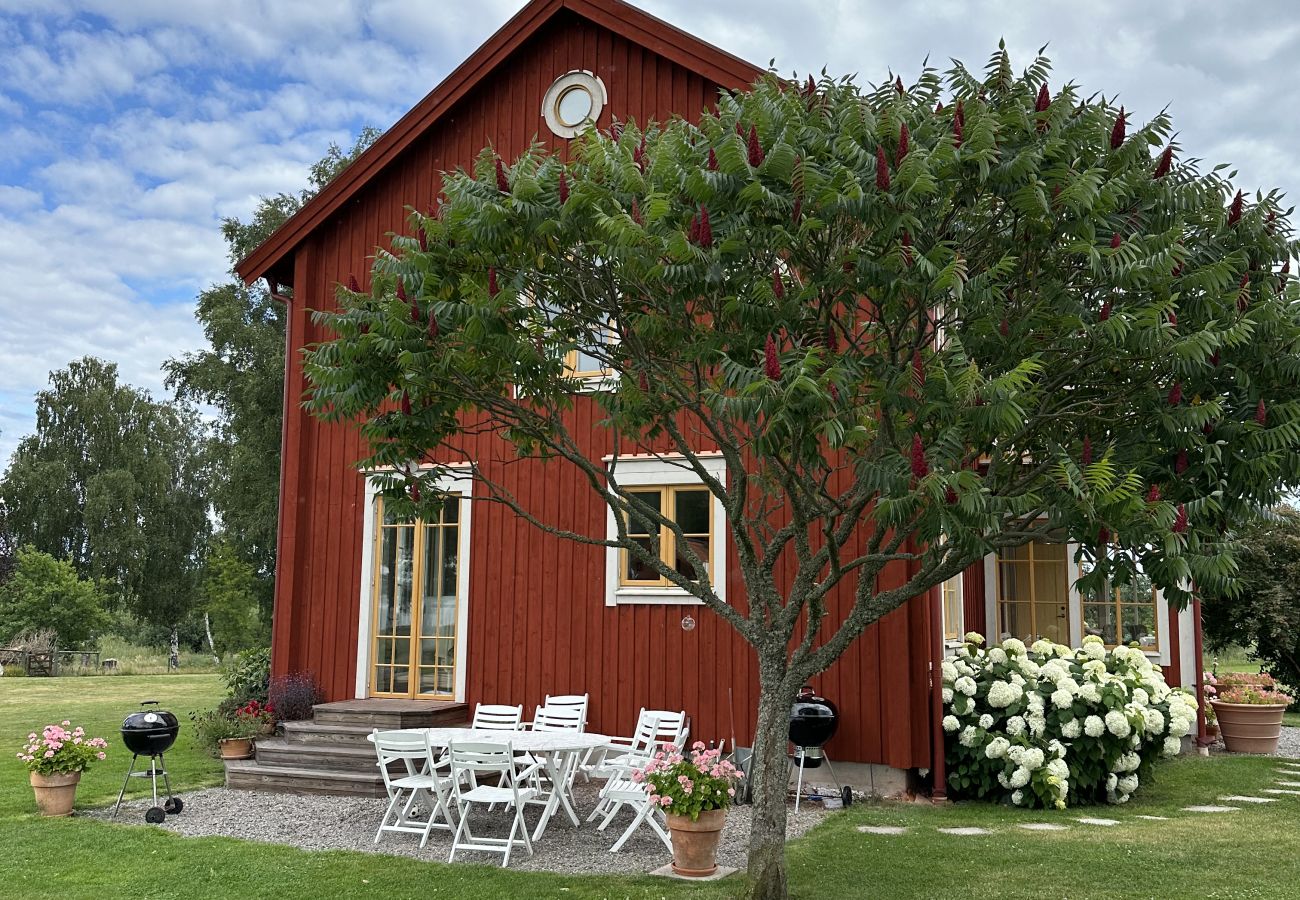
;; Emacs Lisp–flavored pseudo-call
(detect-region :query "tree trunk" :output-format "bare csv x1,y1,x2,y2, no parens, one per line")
746,660,798,900
168,625,180,671
203,612,219,665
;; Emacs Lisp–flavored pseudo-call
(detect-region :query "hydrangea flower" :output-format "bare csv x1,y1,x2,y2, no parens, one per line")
987,680,1022,708
1084,715,1106,738
1006,716,1027,736
1061,718,1082,739
978,714,994,729
942,715,960,733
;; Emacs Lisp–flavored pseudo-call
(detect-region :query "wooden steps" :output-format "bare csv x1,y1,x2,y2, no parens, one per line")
224,699,468,797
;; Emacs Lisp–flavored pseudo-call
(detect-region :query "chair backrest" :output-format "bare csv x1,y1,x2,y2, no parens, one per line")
642,709,688,747
533,693,588,732
448,740,527,806
532,704,585,733
371,729,432,792
472,703,524,731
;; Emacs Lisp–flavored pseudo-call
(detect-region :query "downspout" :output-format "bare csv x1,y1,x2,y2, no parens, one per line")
929,582,947,800
1192,595,1211,748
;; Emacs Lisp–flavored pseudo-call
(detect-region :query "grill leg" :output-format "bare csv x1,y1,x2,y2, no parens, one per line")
113,754,138,818
159,753,174,799
823,754,842,793
793,751,806,813
149,755,160,809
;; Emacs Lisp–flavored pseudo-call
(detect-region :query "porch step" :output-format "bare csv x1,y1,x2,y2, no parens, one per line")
224,759,386,798
252,738,380,772
312,699,468,729
281,721,378,747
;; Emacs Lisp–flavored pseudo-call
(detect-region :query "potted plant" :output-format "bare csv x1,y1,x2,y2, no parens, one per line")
17,720,110,816
189,708,259,760
1210,673,1294,753
637,741,743,877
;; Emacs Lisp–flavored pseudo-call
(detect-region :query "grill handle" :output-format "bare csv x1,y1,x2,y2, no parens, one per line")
140,700,160,706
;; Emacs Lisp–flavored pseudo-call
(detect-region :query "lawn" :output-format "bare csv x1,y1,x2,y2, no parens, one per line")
3,675,1300,899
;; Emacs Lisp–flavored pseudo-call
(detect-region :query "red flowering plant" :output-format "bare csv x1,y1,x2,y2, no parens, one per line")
1213,672,1294,706
17,720,109,776
635,741,743,820
236,699,276,732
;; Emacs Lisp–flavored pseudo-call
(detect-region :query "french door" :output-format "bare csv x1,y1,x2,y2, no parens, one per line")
369,494,462,699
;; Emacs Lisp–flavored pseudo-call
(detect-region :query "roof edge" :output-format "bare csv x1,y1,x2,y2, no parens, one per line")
236,0,763,286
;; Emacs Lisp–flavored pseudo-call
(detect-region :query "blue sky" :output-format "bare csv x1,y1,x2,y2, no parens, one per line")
1,0,1297,467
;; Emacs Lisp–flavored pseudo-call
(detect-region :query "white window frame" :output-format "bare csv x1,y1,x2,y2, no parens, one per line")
355,465,474,701
603,453,727,606
981,543,1172,666
941,573,964,649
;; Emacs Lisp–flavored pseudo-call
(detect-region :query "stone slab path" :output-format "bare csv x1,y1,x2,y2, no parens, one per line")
853,768,1291,840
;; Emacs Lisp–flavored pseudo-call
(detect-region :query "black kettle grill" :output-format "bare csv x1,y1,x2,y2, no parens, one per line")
112,700,183,823
789,686,852,810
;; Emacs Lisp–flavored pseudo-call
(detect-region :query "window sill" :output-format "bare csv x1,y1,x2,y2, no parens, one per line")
567,374,619,393
609,587,704,606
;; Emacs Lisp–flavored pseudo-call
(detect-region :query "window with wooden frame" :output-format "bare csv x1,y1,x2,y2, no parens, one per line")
995,540,1071,645
1079,552,1160,652
604,454,727,606
941,574,963,643
621,486,712,586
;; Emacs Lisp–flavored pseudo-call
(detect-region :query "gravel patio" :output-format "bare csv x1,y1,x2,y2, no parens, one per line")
90,780,830,875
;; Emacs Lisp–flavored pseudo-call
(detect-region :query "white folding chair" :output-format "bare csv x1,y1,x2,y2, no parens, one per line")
587,708,687,780
471,703,524,732
526,693,588,731
593,747,672,853
446,741,541,867
370,729,456,849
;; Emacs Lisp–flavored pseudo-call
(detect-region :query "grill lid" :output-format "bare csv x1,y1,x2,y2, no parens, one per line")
789,686,839,748
121,701,179,755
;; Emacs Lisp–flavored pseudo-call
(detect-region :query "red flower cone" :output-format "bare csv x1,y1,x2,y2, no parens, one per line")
697,205,713,249
707,147,718,171
1100,299,1112,321
1175,449,1189,474
747,125,764,167
1172,504,1188,534
876,145,890,191
1110,233,1122,250
1168,381,1182,406
631,198,643,226
1154,146,1173,178
1146,484,1161,503
488,267,499,297
400,391,412,416
1227,190,1243,226
945,486,959,506
896,122,909,166
764,333,781,380
1082,435,1093,467
772,269,785,300
409,481,421,503
910,433,929,482
558,172,569,205
999,317,1010,337
348,274,360,293
495,159,510,193
895,75,904,95
1256,399,1268,426
1109,106,1126,149
1035,83,1050,113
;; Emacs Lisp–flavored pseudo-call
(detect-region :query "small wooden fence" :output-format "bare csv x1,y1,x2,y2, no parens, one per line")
0,649,101,676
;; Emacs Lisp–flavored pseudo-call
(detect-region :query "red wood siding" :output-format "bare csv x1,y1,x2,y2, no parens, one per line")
271,12,933,769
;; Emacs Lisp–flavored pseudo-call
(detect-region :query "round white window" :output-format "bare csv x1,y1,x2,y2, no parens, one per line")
542,70,607,139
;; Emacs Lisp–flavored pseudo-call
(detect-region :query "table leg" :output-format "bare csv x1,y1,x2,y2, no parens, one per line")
531,749,581,843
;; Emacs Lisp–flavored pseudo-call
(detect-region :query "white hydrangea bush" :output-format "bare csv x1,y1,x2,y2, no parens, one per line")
942,632,1196,809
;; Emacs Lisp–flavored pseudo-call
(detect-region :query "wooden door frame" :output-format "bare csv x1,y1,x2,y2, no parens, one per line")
355,466,473,701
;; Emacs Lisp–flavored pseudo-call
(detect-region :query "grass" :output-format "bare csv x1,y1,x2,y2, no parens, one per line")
791,755,1300,899
4,676,1300,898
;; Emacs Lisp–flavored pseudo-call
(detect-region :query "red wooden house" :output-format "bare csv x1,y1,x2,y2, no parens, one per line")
236,0,1206,792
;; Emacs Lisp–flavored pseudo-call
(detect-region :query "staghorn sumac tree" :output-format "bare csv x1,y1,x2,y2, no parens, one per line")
302,49,1300,899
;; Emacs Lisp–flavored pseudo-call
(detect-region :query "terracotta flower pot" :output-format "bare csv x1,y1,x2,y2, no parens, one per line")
30,771,81,817
667,808,726,877
1211,700,1286,754
218,737,254,760
258,722,276,736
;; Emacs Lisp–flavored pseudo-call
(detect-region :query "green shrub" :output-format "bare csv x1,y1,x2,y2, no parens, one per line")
942,633,1196,809
222,647,270,703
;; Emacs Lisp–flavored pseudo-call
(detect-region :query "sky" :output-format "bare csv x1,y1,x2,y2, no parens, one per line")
1,0,1297,467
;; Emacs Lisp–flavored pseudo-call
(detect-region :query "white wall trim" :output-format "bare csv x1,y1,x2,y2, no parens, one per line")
355,465,474,701
603,454,727,607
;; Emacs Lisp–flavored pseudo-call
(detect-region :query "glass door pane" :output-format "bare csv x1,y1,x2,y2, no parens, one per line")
416,506,459,699
371,505,416,696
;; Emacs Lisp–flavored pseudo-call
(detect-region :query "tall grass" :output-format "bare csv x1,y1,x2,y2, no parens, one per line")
68,636,221,676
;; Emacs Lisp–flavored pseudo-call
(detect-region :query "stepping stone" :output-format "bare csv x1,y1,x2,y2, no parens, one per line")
1182,805,1240,813
857,825,908,835
1274,781,1300,787
937,827,993,836
1219,795,1278,804
1262,789,1300,796
1018,822,1069,831
1074,817,1119,826
1134,815,1170,821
